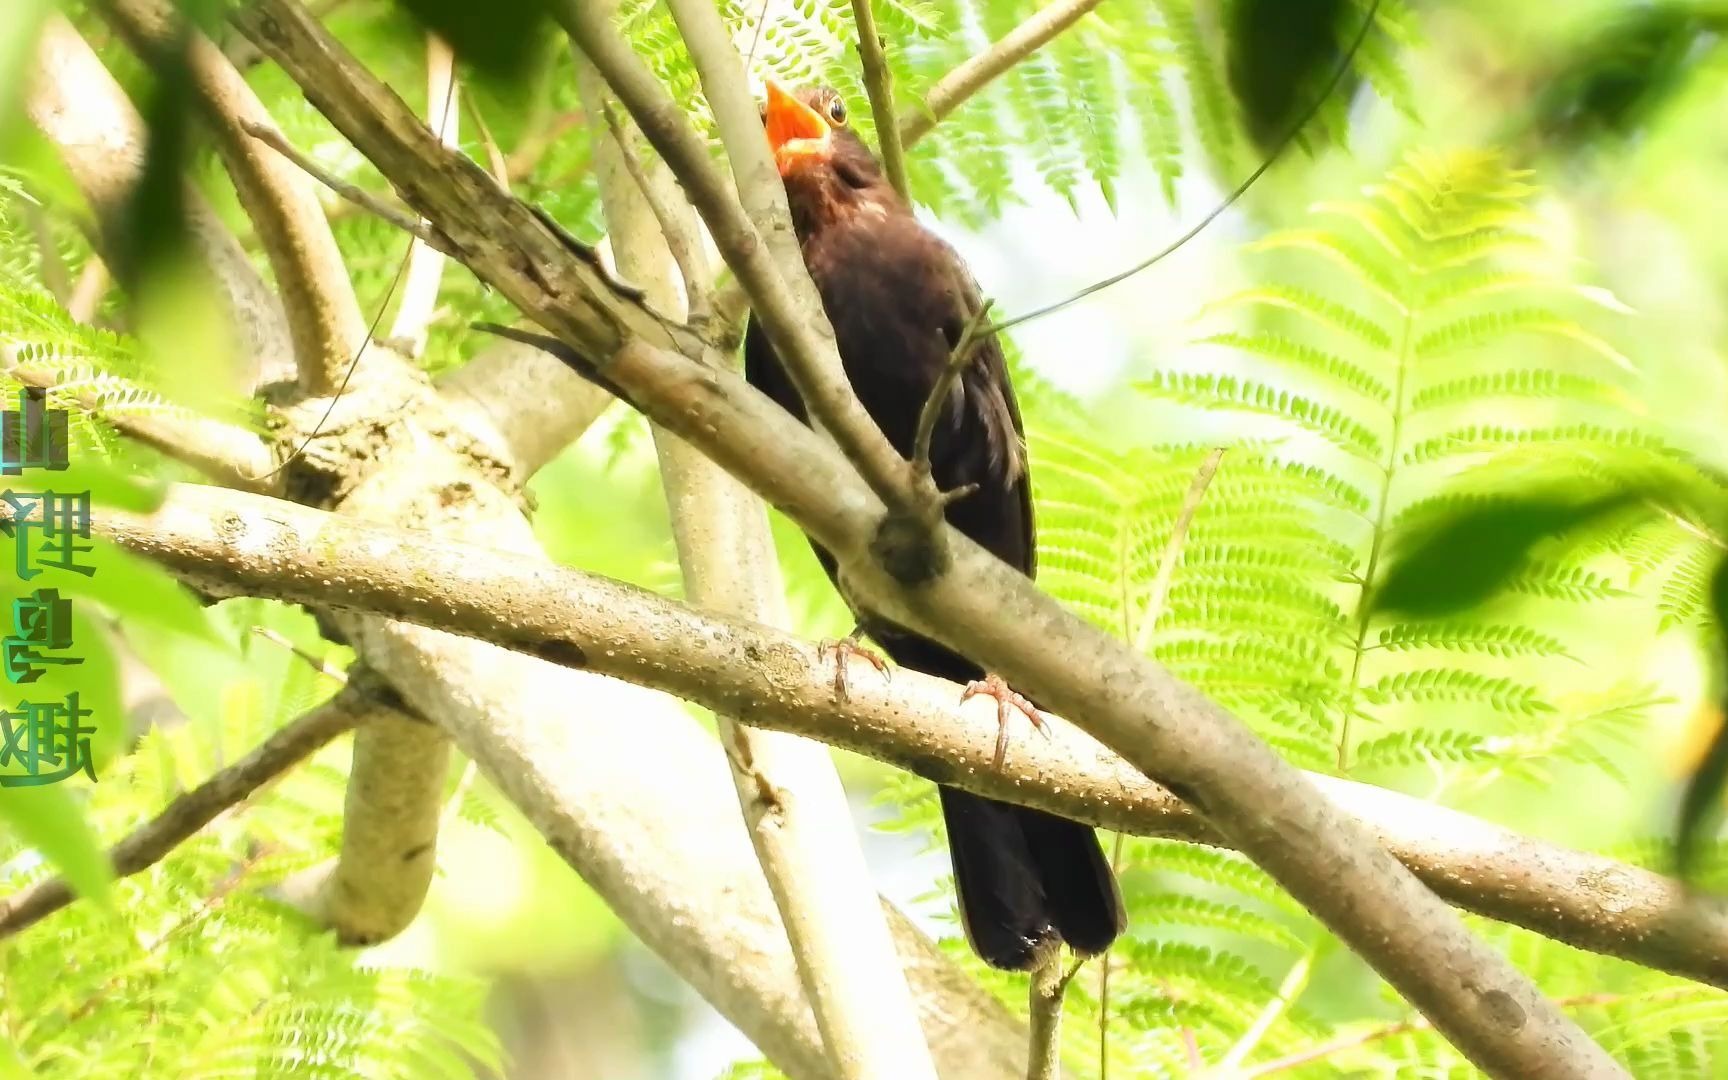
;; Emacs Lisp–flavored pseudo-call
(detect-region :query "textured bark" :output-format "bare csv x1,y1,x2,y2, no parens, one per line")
76,481,1728,995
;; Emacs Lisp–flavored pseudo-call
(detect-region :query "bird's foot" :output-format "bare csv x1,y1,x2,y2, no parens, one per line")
817,632,889,701
962,673,1051,769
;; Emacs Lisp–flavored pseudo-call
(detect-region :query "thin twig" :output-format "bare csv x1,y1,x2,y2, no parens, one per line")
850,0,911,203
911,299,994,471
238,119,458,255
0,693,364,939
1026,952,1069,1080
1133,447,1226,655
981,0,1383,338
464,95,511,191
251,626,348,683
1099,446,1225,1074
901,0,1105,148
599,100,712,323
386,33,459,356
1219,951,1316,1071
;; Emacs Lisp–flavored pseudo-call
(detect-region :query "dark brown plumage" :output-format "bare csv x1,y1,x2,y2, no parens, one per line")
745,81,1125,970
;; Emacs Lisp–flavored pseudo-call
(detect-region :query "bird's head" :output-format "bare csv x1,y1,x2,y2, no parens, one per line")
760,80,898,232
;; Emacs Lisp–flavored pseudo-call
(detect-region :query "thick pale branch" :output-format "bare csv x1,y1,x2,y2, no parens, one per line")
95,0,367,395
276,706,450,944
900,0,1105,148
75,481,1728,994
0,690,369,938
580,48,935,1076
435,340,612,478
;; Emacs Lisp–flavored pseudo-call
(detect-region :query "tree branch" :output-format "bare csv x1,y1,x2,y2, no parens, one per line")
70,480,1728,994
95,0,368,396
850,0,911,202
228,6,1624,1071
1025,956,1070,1080
567,0,921,513
25,15,294,390
0,689,370,938
3,353,276,493
900,0,1105,149
434,339,612,479
596,98,711,323
577,45,936,1075
237,119,455,254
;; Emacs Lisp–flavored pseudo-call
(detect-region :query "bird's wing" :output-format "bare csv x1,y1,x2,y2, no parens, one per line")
944,258,1037,578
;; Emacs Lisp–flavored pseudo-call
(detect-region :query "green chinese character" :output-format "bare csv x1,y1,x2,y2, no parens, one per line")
0,388,70,476
0,692,97,787
0,490,95,580
4,588,82,684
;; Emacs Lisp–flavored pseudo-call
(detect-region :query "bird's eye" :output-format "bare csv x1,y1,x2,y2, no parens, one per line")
827,98,848,125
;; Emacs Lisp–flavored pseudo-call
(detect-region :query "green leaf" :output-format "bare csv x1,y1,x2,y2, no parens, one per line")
0,784,111,911
1373,493,1636,615
0,0,52,154
1677,556,1728,877
48,540,222,646
390,0,554,86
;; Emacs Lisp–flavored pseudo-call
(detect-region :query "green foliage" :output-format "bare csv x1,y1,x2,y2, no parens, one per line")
868,149,1728,1074
609,0,1416,224
0,603,501,1077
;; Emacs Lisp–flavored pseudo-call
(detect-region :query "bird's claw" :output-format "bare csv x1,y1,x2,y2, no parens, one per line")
962,673,1050,768
818,635,889,701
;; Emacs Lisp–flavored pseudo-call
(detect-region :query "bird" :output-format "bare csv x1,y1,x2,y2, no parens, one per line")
744,80,1125,971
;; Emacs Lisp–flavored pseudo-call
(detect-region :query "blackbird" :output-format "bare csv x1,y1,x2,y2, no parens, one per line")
745,81,1125,971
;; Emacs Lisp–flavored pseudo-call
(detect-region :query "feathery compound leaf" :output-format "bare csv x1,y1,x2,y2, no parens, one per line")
1374,621,1572,658
1196,331,1392,403
1365,668,1552,715
1137,371,1383,460
1352,727,1492,769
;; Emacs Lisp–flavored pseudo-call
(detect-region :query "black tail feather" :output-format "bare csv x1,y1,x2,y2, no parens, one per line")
939,787,1124,970
890,623,1124,968
1017,802,1126,955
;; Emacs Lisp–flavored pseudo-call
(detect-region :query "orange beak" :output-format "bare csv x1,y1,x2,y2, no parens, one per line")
762,79,831,175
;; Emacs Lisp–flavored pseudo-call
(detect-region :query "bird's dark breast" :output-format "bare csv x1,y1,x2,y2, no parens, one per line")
743,211,1030,577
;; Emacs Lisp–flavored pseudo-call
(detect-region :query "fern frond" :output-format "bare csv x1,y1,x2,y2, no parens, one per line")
1137,371,1383,460
1373,622,1572,659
